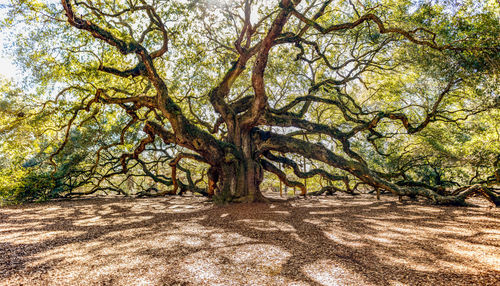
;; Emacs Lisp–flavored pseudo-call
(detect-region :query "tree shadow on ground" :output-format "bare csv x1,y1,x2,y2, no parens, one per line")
0,195,499,285
196,196,500,285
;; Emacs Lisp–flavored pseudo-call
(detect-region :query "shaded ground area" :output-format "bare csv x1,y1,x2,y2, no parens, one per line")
0,193,499,285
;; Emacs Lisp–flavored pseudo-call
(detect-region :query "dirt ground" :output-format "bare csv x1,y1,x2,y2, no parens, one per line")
0,193,499,286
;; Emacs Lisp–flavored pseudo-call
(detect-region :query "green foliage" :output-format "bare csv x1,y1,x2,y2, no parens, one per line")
0,169,55,205
0,0,498,203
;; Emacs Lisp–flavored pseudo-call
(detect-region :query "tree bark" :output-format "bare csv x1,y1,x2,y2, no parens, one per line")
209,131,266,203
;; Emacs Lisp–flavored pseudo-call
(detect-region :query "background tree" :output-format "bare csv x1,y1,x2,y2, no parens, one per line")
0,0,498,205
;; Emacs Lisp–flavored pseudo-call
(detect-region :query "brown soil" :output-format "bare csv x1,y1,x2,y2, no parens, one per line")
1,193,499,285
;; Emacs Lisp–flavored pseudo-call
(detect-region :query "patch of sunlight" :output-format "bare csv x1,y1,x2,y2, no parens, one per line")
171,220,212,235
436,260,480,273
456,215,500,224
377,255,410,267
309,211,342,215
178,244,294,285
376,247,478,274
84,254,167,285
290,232,307,244
0,223,41,234
209,232,255,247
167,204,194,212
96,205,120,216
1,230,84,244
237,219,296,232
73,215,153,226
367,236,393,244
219,243,291,266
415,225,476,235
73,215,102,226
33,233,173,285
403,206,442,213
378,230,404,237
0,208,35,216
272,210,290,215
348,201,377,206
102,227,206,253
375,214,406,220
475,229,500,242
388,280,406,286
368,205,391,210
3,210,69,220
75,205,101,216
152,234,205,248
444,241,500,271
101,227,152,240
33,242,87,265
390,226,415,234
180,251,227,282
439,225,477,235
481,228,500,234
302,259,372,286
362,218,389,227
324,230,366,247
40,209,75,219
303,218,338,227
410,263,440,272
122,229,207,250
129,201,168,213
43,206,61,212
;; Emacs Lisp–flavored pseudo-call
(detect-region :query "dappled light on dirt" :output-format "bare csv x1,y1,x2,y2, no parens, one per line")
237,219,296,232
178,244,293,285
302,259,371,286
1,194,499,285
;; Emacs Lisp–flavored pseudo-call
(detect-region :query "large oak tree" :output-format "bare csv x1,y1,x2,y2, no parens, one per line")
0,0,499,205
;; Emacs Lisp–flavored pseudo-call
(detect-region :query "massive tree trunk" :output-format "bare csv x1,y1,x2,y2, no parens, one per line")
215,157,264,203
209,129,265,203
